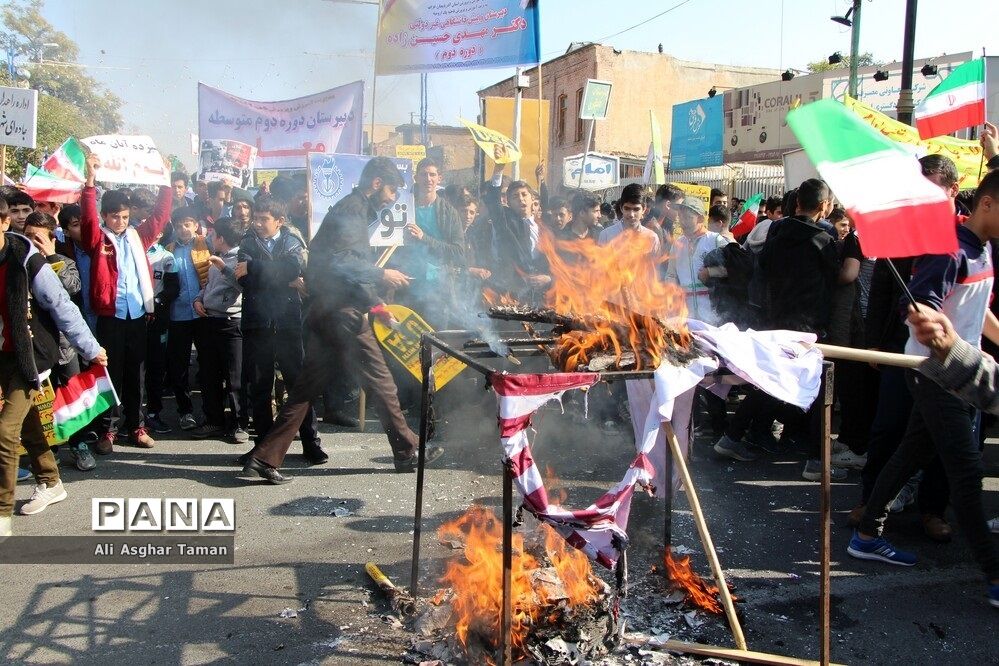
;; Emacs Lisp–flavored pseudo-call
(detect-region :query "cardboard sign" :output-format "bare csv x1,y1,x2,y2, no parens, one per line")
307,152,413,242
460,118,521,164
371,304,465,388
81,135,170,186
199,138,257,188
0,86,38,149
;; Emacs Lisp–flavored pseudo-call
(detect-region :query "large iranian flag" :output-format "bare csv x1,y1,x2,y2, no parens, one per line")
787,99,956,258
915,58,986,140
52,365,118,441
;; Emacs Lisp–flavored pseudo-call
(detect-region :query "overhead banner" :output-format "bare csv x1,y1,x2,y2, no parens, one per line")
460,118,521,164
307,152,413,243
669,96,723,170
480,97,550,189
562,153,620,191
376,0,540,75
81,135,170,186
843,95,984,189
198,82,364,170
0,86,38,149
199,139,257,188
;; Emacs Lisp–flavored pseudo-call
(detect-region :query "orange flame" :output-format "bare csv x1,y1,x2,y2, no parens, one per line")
663,549,727,615
437,505,601,657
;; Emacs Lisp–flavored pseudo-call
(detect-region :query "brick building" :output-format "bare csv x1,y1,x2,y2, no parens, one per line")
373,123,479,186
478,43,780,185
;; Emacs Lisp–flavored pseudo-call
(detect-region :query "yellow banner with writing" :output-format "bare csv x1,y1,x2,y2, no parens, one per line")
395,144,427,172
460,118,522,165
372,304,465,389
671,182,712,207
843,96,984,190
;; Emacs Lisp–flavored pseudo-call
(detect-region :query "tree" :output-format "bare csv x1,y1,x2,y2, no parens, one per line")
1,0,122,178
806,52,882,74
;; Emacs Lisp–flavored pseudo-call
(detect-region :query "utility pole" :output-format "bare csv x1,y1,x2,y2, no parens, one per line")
847,0,861,98
896,0,918,125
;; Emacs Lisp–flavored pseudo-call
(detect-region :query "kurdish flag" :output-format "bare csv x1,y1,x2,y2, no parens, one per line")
787,99,956,258
730,192,764,237
915,58,986,140
52,365,119,442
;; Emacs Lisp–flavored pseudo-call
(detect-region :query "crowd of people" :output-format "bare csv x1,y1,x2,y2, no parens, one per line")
0,125,997,607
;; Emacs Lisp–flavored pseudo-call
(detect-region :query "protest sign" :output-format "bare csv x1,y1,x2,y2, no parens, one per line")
843,95,984,189
307,152,413,244
372,304,466,388
199,139,257,188
460,118,521,164
579,80,612,120
0,86,38,149
395,144,426,172
376,0,540,75
562,153,619,191
481,97,549,189
198,82,364,170
81,135,169,186
11,379,61,453
671,182,712,208
254,170,279,188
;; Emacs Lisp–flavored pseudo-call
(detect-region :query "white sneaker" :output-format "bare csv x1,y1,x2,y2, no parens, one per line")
20,481,67,515
988,516,999,534
0,515,10,537
831,449,867,470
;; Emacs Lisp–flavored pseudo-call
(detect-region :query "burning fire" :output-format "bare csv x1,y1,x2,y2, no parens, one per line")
663,549,728,615
437,505,602,657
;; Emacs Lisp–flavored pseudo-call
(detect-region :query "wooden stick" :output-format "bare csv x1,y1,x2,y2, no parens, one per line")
361,245,399,431
812,343,923,369
646,640,846,666
662,422,747,651
818,364,834,666
376,244,399,268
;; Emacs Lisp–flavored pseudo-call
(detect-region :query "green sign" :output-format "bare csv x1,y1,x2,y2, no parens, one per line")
580,79,613,120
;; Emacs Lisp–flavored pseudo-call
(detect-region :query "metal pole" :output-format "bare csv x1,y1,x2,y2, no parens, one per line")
500,461,514,666
576,119,595,190
409,335,434,597
512,67,525,181
896,0,918,126
847,0,862,99
818,362,834,666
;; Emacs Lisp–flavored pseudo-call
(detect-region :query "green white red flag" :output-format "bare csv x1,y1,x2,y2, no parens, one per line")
21,137,87,204
52,365,118,442
730,192,764,237
787,99,957,258
41,137,88,183
915,58,986,140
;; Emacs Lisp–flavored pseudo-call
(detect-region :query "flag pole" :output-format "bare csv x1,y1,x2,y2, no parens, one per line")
978,49,988,182
102,366,122,407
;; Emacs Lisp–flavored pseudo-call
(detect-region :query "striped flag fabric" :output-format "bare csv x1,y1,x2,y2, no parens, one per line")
52,365,119,441
493,372,657,569
730,192,764,237
41,137,88,183
787,99,957,258
915,58,986,140
21,165,84,204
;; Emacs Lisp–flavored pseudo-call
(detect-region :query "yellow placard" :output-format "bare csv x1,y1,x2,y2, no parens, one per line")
254,170,280,188
481,97,551,190
11,378,63,455
395,144,427,172
371,304,466,388
671,182,712,208
460,118,522,165
843,95,984,190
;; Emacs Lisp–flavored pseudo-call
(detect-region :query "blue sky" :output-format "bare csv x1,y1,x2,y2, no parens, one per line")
35,0,994,169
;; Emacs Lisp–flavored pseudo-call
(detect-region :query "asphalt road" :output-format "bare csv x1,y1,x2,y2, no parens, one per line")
1,387,997,665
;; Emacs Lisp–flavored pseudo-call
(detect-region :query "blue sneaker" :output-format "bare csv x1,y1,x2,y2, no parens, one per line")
989,584,999,609
16,467,31,483
847,532,917,566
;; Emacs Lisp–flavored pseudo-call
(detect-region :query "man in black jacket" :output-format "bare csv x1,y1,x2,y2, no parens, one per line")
235,196,323,466
242,158,442,484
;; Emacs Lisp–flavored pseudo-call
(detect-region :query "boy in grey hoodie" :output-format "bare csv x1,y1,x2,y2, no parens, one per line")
191,218,246,442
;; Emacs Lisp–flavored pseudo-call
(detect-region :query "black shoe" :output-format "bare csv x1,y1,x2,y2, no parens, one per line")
241,457,293,485
323,411,360,428
145,413,172,434
233,451,252,466
394,446,444,473
303,445,329,466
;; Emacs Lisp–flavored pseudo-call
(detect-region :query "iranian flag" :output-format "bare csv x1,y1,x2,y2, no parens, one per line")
730,192,764,237
52,365,119,441
787,99,957,258
41,137,88,183
20,137,87,204
915,58,986,140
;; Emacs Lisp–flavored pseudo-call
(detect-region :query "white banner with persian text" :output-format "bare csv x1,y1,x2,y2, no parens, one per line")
0,86,38,149
198,82,364,170
81,135,169,186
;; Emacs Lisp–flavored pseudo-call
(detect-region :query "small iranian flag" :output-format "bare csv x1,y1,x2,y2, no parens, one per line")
52,365,119,442
787,99,956,258
41,137,88,183
730,192,764,237
21,165,84,204
915,58,986,140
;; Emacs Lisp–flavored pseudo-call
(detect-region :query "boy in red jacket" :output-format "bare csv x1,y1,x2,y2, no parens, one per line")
79,154,172,452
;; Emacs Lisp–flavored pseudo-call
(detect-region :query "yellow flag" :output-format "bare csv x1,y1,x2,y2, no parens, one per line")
460,118,522,165
650,110,665,185
843,96,984,189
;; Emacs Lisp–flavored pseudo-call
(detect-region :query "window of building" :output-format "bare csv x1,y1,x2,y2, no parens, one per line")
575,88,585,142
557,93,567,145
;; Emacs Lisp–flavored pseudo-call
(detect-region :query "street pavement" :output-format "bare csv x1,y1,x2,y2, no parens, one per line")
1,390,996,665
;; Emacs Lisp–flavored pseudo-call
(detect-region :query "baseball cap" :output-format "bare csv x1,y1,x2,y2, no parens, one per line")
675,195,706,217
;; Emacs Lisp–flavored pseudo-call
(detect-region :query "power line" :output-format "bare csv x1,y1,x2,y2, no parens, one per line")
593,0,697,43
